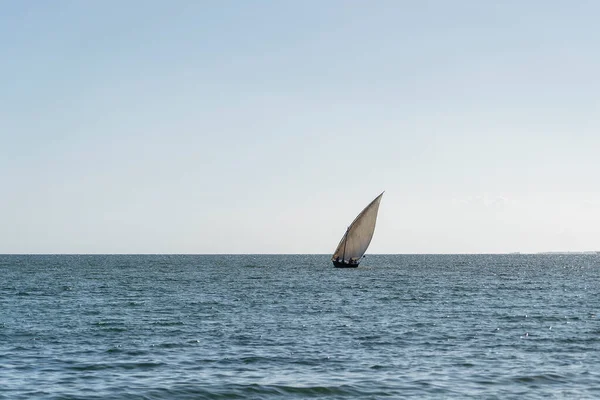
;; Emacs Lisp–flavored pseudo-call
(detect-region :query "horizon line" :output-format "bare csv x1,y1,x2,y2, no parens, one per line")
1,252,598,256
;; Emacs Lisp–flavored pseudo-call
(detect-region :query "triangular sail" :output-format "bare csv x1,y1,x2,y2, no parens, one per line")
332,192,384,263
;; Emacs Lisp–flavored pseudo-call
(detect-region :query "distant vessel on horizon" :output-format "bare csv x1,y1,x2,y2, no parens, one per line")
332,192,384,268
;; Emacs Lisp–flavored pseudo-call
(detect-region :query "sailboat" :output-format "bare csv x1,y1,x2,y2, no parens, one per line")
331,192,384,268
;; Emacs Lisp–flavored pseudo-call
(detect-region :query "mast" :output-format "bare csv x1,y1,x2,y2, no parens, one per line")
341,227,349,262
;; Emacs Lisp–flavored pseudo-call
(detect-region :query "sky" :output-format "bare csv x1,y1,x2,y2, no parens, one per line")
1,1,599,254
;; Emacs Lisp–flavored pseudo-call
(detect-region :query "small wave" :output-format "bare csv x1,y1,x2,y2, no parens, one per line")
99,326,128,333
370,364,387,370
146,383,389,398
357,335,382,341
69,361,165,372
241,384,370,397
151,320,185,326
106,346,123,353
511,373,567,384
154,342,186,349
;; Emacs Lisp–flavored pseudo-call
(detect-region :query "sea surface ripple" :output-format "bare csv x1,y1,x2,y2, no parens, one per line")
1,254,599,399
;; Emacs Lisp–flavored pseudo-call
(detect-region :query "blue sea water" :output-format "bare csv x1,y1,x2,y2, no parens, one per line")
1,254,599,399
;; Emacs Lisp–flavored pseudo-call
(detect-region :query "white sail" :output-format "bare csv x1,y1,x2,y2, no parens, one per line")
332,192,384,263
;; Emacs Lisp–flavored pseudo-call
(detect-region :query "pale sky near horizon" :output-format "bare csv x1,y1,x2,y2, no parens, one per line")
1,1,599,254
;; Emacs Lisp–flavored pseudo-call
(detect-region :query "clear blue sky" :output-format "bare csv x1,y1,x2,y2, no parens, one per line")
1,1,598,254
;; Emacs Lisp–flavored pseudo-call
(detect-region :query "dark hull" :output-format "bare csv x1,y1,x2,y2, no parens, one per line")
332,260,359,268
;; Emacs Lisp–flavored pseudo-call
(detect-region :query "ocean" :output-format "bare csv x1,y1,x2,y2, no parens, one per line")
1,254,599,399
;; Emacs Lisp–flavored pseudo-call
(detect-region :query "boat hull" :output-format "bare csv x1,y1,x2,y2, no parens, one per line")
332,260,359,268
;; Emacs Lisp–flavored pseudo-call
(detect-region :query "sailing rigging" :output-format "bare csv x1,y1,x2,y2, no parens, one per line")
332,192,384,268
